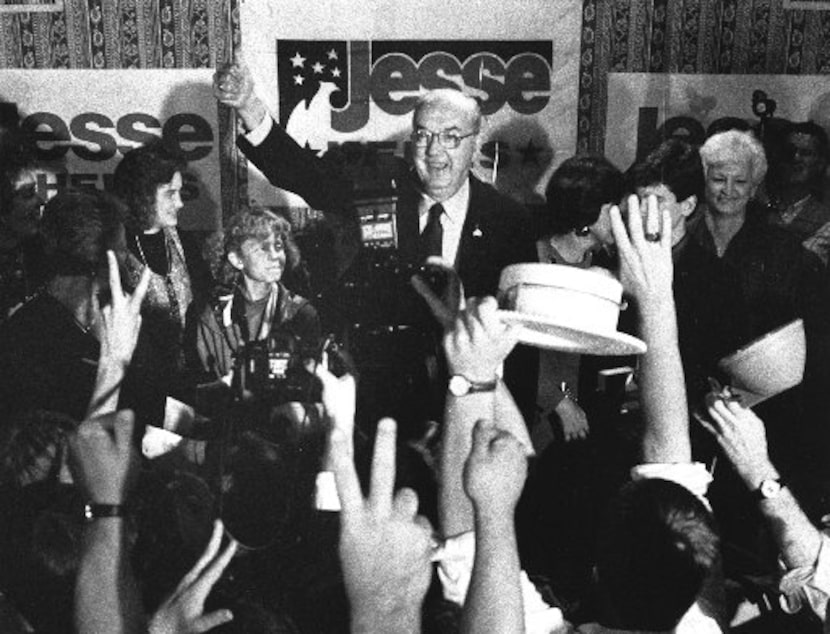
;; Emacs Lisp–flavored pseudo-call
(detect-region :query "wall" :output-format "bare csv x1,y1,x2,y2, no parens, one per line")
577,0,830,154
0,0,243,226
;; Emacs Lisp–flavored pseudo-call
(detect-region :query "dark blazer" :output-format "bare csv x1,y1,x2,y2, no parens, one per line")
239,119,538,421
238,119,536,298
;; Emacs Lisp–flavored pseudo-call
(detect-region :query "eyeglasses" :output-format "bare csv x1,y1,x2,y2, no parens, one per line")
410,128,476,150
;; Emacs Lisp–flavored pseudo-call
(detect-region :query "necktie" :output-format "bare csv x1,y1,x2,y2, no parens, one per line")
421,203,444,259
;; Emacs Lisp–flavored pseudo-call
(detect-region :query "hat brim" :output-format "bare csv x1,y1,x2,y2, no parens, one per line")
727,387,766,409
498,310,647,356
727,382,802,409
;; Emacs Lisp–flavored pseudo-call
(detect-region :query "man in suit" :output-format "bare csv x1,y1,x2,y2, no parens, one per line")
214,63,536,432
215,64,534,297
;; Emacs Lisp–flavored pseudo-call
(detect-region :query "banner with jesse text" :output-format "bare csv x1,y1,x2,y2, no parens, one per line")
0,69,221,230
239,0,583,211
605,73,830,171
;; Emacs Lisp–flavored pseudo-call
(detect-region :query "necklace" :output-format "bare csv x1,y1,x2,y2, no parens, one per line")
134,232,171,277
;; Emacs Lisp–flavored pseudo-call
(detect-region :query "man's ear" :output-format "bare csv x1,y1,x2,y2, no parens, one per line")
227,251,244,271
679,195,697,218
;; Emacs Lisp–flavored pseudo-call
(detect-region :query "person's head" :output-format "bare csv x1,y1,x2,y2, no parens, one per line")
541,155,625,249
628,139,703,246
223,206,300,290
40,189,126,281
783,121,829,189
411,89,482,202
700,130,767,218
0,410,75,488
595,479,720,631
112,142,187,233
0,132,45,239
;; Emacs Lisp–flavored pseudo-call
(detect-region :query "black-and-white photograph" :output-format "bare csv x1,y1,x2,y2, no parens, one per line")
1,0,830,632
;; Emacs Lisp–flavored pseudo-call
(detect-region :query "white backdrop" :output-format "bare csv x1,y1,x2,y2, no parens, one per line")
0,69,221,230
605,72,830,171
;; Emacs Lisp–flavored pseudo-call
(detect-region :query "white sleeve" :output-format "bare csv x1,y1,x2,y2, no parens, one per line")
437,531,566,634
243,116,273,147
778,532,830,620
630,462,713,509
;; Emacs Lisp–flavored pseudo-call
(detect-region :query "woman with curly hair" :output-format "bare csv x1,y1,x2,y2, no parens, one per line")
188,205,320,384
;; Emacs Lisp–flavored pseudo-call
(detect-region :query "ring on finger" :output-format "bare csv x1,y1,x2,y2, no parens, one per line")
644,232,661,243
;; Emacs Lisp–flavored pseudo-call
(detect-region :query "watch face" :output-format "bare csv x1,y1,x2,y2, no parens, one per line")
760,479,782,498
449,375,470,396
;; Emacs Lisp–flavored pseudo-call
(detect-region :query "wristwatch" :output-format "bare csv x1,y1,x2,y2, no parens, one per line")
752,478,785,502
448,375,498,397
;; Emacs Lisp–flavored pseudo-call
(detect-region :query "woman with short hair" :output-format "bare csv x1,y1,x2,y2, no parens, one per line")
692,129,830,528
189,205,320,385
693,130,824,341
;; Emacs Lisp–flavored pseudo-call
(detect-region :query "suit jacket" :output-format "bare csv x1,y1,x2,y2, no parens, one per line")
239,119,538,421
238,119,536,298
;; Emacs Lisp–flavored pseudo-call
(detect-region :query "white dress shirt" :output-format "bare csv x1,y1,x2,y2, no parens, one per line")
418,180,470,267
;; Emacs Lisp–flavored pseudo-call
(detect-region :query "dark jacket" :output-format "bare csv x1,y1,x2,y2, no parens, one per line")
238,119,536,298
238,118,538,422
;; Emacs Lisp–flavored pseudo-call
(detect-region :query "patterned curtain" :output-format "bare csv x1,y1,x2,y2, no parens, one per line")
577,0,830,153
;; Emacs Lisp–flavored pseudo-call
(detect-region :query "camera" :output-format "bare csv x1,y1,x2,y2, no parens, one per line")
236,332,318,405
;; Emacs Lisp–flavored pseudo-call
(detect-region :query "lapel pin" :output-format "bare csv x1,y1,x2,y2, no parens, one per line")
472,225,483,238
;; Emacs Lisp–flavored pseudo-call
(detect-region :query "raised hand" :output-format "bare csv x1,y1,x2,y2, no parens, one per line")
213,59,267,132
94,250,150,369
443,296,520,384
316,359,356,441
699,396,777,488
609,194,673,310
213,60,254,109
463,420,528,515
87,251,150,418
555,397,590,442
68,409,139,505
149,520,237,634
331,418,434,633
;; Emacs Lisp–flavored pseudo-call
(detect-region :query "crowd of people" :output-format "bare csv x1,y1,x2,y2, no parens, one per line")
0,59,829,633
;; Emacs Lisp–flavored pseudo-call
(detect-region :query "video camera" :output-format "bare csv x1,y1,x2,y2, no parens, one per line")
235,333,350,406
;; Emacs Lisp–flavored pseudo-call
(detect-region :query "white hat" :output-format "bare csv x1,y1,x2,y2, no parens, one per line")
497,263,646,355
718,319,806,407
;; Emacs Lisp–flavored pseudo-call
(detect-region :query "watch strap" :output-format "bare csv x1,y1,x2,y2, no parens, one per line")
466,378,497,393
84,503,128,521
449,375,498,396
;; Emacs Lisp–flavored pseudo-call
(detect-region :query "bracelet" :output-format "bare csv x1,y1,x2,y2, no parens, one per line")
83,503,128,521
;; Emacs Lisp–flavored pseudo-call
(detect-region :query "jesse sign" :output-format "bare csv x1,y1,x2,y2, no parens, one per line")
0,69,221,230
258,39,555,207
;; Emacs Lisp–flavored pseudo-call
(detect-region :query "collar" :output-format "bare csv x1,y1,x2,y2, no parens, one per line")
222,282,281,341
419,178,470,227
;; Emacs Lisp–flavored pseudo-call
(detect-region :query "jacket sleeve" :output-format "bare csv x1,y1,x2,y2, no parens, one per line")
237,118,355,215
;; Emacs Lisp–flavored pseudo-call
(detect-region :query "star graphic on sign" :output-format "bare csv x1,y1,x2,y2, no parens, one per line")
290,52,306,68
327,49,338,60
331,67,341,78
293,74,305,86
518,138,543,166
311,61,324,74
